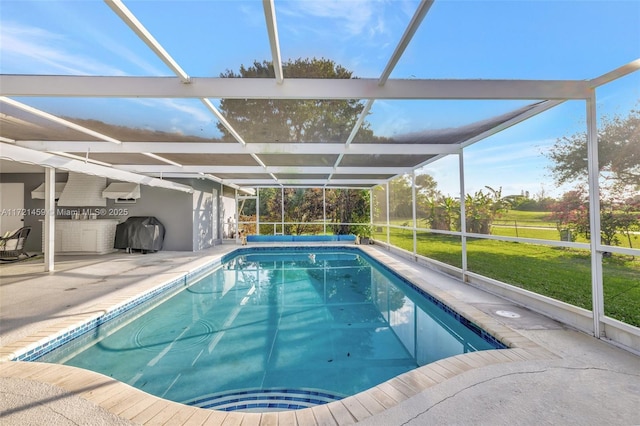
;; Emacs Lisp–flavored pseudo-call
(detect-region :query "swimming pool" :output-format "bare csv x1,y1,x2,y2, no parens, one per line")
40,247,505,411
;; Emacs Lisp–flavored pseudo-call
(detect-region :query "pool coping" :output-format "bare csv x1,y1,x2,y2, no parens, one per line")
0,244,559,425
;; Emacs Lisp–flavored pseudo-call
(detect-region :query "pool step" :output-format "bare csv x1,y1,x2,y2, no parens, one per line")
185,388,344,412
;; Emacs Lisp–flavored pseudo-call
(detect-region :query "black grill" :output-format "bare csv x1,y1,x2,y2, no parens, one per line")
114,216,165,252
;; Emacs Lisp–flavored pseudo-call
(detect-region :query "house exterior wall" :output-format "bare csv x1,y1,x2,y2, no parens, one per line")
108,184,193,251
0,173,67,252
188,179,219,251
0,173,225,253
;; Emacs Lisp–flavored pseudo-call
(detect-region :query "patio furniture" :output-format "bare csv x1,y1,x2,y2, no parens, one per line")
0,226,31,259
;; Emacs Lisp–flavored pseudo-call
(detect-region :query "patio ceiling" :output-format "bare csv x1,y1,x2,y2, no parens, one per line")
1,0,639,189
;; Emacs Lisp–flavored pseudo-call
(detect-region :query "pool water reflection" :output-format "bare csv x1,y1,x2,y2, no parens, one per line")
46,249,501,410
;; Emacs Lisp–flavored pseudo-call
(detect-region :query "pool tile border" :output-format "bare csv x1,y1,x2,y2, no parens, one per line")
0,244,559,425
187,388,346,411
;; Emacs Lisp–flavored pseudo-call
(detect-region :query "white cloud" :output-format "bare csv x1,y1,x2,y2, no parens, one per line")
0,22,124,75
414,138,568,197
279,0,391,38
83,30,166,77
0,21,167,76
369,100,422,136
465,138,555,166
154,99,213,123
238,3,268,28
127,98,217,134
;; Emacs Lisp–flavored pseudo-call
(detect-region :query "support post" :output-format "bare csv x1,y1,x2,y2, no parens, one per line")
234,188,239,244
256,188,260,236
412,171,417,256
587,93,604,338
369,187,373,233
43,167,55,272
386,182,390,245
323,187,326,235
459,150,468,278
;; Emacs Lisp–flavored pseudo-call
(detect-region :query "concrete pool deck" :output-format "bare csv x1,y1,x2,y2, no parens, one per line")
1,244,639,425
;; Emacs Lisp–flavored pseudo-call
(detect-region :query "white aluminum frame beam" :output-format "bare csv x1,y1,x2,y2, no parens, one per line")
263,0,283,84
146,173,384,187
0,143,193,193
588,58,640,88
332,0,432,176
404,99,565,174
200,98,271,181
379,0,434,85
1,97,181,166
104,0,190,83
201,98,274,183
225,179,384,187
0,96,122,144
142,152,182,167
105,0,252,172
330,99,376,179
0,75,593,100
200,99,247,146
460,100,565,148
16,141,461,155
116,165,412,174
49,151,113,167
344,100,375,148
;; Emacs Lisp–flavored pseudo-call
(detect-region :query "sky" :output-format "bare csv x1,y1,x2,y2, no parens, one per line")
1,0,639,197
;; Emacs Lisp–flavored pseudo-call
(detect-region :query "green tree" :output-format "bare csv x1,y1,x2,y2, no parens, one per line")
219,58,378,236
257,188,282,232
284,188,325,235
415,174,439,198
600,192,640,249
465,186,510,234
415,173,441,217
259,188,325,235
423,196,459,231
548,189,589,240
547,107,640,189
217,58,377,142
547,106,640,246
617,203,640,250
389,175,413,220
439,196,460,231
328,188,370,235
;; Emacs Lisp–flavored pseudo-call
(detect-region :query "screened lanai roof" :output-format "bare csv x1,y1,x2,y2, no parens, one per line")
1,0,639,189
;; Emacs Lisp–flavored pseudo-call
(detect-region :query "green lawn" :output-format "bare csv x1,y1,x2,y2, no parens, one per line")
495,210,638,248
496,210,557,227
390,210,638,247
373,228,640,327
490,226,563,240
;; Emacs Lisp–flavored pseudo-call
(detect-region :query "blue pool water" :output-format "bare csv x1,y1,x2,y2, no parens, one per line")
43,248,504,411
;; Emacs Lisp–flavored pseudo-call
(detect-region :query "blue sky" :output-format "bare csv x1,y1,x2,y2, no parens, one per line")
1,0,639,196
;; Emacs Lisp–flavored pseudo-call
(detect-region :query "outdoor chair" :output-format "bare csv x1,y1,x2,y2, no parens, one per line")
0,226,32,260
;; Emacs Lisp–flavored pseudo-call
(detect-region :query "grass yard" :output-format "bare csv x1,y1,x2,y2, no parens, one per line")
391,210,638,247
495,210,638,248
496,210,557,228
490,226,563,240
374,227,640,327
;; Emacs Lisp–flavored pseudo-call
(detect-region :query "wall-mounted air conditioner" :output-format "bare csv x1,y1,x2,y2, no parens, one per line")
103,182,141,204
114,198,138,204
